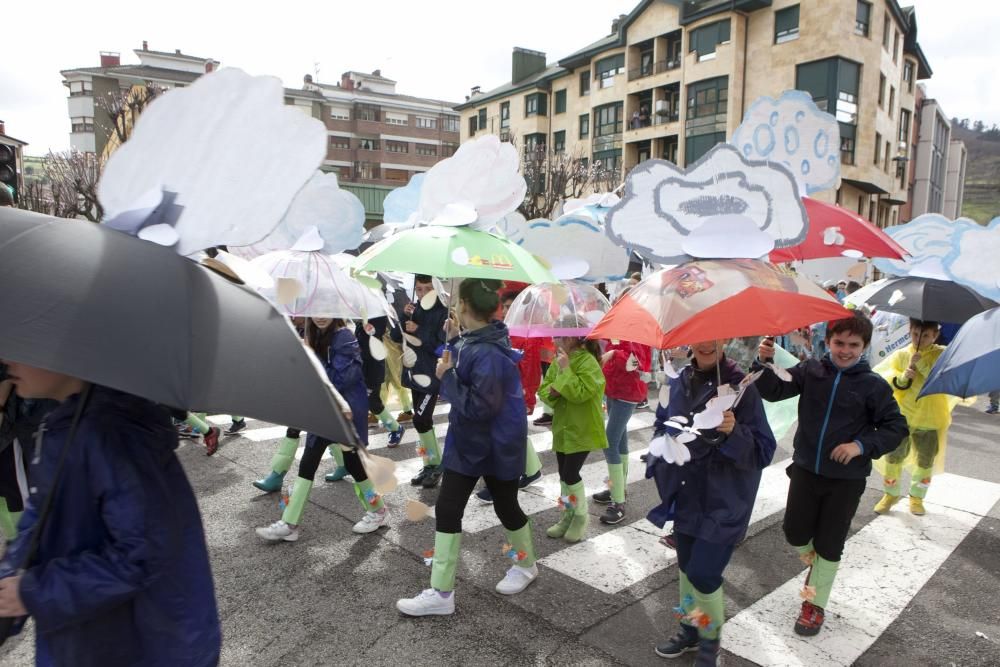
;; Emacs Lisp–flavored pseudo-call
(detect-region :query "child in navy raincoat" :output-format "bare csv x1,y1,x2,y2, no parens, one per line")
396,279,537,617
649,339,775,666
0,362,220,667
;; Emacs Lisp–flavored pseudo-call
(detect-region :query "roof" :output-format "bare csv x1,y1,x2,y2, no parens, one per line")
454,63,567,110
343,70,397,84
284,87,326,101
136,48,217,64
60,64,203,83
0,134,28,147
557,33,622,68
319,84,461,111
900,6,933,78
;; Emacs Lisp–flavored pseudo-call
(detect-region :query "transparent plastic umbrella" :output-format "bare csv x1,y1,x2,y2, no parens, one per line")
250,249,392,319
504,282,611,338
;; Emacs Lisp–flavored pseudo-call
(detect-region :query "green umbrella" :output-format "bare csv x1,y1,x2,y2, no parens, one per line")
353,225,556,283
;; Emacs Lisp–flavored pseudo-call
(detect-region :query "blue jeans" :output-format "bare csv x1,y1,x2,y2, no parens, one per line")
602,397,636,464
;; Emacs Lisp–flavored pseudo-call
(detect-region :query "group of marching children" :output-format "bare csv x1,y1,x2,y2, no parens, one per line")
239,267,956,667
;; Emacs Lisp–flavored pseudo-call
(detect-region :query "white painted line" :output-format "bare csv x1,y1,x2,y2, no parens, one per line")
724,473,1000,667
207,414,259,426
539,459,792,593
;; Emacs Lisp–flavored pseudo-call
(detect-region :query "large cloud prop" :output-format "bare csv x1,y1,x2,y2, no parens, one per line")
605,143,807,264
519,213,630,282
731,90,841,195
418,134,526,228
872,214,977,280
943,216,1000,301
231,172,365,258
383,173,425,225
494,211,527,245
99,68,327,256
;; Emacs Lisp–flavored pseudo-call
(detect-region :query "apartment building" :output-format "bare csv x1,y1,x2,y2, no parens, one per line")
61,42,220,156
455,0,934,226
909,93,967,219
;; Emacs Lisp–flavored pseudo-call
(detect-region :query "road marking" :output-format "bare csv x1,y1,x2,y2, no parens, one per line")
537,459,792,594
723,472,1000,667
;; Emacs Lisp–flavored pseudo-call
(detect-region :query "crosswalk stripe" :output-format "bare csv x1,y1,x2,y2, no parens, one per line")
723,472,1000,667
206,415,258,426
537,458,793,594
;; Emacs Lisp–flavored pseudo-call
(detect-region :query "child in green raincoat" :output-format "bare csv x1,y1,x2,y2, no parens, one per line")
538,334,608,542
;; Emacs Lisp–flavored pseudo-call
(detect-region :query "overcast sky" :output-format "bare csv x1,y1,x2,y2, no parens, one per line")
3,0,997,155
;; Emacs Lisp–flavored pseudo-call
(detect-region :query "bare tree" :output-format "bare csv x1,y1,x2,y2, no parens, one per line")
516,141,622,220
17,179,54,215
97,83,164,147
42,151,104,221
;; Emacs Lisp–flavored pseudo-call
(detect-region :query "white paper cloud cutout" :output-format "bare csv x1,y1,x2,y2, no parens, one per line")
872,214,976,280
517,214,629,283
605,143,807,264
731,90,842,195
233,171,366,258
418,134,526,229
99,68,327,256
383,173,425,225
942,216,1000,301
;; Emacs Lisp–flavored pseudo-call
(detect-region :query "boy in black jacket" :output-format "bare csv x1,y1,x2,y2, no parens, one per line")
754,311,907,637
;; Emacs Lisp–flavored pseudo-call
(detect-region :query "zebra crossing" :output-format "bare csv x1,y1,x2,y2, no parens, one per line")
210,403,1000,667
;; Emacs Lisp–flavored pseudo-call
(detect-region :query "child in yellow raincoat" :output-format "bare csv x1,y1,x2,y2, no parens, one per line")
873,318,958,516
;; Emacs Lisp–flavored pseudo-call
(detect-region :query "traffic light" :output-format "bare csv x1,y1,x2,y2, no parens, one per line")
0,143,16,203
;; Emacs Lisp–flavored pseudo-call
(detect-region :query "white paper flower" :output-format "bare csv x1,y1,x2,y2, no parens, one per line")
605,143,807,264
99,68,327,256
731,90,841,195
418,134,526,229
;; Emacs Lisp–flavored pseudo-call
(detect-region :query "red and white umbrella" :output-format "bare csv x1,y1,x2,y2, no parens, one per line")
769,197,908,262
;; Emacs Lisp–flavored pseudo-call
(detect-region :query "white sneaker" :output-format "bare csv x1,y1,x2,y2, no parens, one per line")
396,588,455,616
352,508,387,534
495,564,538,595
255,520,299,542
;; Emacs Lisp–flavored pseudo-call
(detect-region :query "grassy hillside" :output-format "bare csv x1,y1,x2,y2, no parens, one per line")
954,125,1000,224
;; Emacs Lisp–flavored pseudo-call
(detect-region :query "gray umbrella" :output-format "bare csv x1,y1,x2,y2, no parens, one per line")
862,276,997,324
0,208,360,447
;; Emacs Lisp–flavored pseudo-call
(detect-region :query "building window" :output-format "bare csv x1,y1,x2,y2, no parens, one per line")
686,76,729,119
68,80,93,97
477,108,487,131
579,113,590,139
357,104,380,122
329,136,350,150
593,148,622,176
888,86,895,116
469,115,478,135
840,126,856,165
903,61,914,93
385,168,409,182
898,108,911,144
441,142,458,157
878,73,886,108
416,116,438,129
685,132,726,166
553,130,566,153
594,102,624,137
893,30,900,63
524,93,547,117
874,132,882,165
774,5,800,44
857,195,866,219
500,102,510,129
443,116,460,133
579,70,590,96
595,54,626,88
386,140,408,154
330,107,350,121
336,165,351,181
70,116,95,132
555,89,567,114
358,138,379,151
354,161,379,180
385,114,408,126
883,14,891,49
855,1,871,37
523,132,546,156
415,144,438,156
885,140,891,172
689,19,731,61
795,57,860,125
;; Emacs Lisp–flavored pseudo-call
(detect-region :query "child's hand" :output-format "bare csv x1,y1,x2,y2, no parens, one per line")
601,350,615,365
758,337,775,362
405,321,419,333
903,367,916,380
0,575,25,617
830,442,861,465
445,311,461,340
556,349,570,369
404,303,416,316
548,387,561,399
435,352,454,380
717,410,736,435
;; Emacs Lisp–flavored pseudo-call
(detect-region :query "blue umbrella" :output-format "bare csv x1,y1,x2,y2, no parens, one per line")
920,307,1000,398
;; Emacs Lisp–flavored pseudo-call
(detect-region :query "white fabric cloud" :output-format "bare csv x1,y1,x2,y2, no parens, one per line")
872,214,973,280
605,143,807,264
98,68,327,256
943,216,1000,301
230,171,365,258
517,212,629,283
731,90,841,195
418,134,526,229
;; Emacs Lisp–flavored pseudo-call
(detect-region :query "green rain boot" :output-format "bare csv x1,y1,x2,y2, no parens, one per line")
547,482,574,538
254,477,312,542
253,435,300,492
655,572,699,659
909,466,933,515
795,555,839,636
414,430,443,488
377,409,400,432
563,480,589,543
795,540,816,566
351,479,387,534
524,439,542,478
608,462,626,504
396,531,460,616
0,498,20,541
324,444,348,482
496,521,538,594
690,585,725,641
